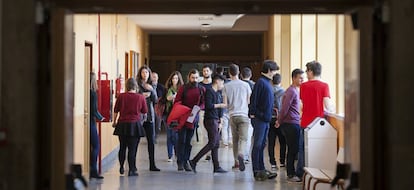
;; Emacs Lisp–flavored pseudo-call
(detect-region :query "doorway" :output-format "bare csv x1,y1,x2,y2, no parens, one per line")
47,2,374,189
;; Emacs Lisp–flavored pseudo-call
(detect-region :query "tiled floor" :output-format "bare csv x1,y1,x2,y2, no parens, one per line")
88,131,302,190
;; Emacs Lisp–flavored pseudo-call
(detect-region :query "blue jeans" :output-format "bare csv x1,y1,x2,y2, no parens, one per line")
296,128,305,177
251,118,269,172
90,120,100,175
166,127,178,159
176,127,195,166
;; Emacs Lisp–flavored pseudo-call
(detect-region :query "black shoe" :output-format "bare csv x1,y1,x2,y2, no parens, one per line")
213,167,228,173
205,155,211,161
189,160,197,173
254,171,268,181
265,170,277,179
150,166,161,171
237,155,245,171
90,174,104,179
177,163,184,171
128,171,139,176
119,166,124,175
184,161,192,171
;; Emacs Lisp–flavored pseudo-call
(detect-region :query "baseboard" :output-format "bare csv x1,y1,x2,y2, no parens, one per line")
101,146,120,173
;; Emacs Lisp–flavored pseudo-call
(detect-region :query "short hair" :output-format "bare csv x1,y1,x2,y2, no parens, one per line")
212,74,226,83
187,69,199,78
216,66,224,75
241,67,252,79
291,68,304,79
272,73,282,85
229,64,240,76
126,77,138,91
202,64,212,71
305,60,322,76
261,60,279,73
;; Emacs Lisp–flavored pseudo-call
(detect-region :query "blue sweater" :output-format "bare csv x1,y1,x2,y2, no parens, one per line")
249,75,274,122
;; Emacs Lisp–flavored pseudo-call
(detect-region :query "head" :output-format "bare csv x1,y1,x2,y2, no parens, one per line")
272,73,282,85
187,69,200,86
165,71,184,89
291,69,305,87
212,74,226,91
202,64,212,79
305,60,322,79
151,72,159,84
216,66,224,75
229,64,240,77
262,60,279,78
241,67,252,80
137,66,152,84
90,72,98,91
126,77,138,91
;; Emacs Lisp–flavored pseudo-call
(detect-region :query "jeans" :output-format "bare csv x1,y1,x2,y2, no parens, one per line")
192,119,220,169
280,123,300,176
296,128,305,177
118,135,140,171
166,127,178,159
251,118,269,172
176,127,195,166
268,118,286,166
220,112,231,145
90,120,100,175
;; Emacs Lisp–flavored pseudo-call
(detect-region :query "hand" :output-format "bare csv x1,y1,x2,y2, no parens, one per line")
144,83,153,91
101,117,105,121
112,122,117,128
143,92,151,97
250,115,255,119
274,121,280,128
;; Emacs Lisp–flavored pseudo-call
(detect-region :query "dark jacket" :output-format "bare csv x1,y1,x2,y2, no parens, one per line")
249,75,274,122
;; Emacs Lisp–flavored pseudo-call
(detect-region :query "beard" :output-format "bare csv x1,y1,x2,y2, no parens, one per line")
189,81,197,87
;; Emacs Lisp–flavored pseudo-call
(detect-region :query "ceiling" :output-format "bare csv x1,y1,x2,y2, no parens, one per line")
127,14,269,33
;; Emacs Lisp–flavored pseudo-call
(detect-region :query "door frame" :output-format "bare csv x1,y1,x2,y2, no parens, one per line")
46,1,377,190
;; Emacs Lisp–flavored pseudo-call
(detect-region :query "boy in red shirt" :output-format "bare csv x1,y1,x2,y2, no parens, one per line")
297,61,335,178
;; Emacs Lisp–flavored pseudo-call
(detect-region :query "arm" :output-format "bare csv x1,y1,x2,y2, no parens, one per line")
323,84,335,113
112,95,121,127
323,97,335,113
91,91,104,120
166,88,176,101
112,112,118,128
150,84,158,104
204,89,215,110
278,90,293,122
174,86,184,104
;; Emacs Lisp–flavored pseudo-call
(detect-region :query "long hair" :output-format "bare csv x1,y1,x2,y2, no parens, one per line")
137,66,152,84
165,71,184,89
90,72,98,91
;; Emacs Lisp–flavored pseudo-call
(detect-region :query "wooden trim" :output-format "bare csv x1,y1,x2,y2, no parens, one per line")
50,0,373,14
51,8,74,190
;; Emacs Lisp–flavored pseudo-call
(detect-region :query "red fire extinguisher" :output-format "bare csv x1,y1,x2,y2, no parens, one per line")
115,74,124,98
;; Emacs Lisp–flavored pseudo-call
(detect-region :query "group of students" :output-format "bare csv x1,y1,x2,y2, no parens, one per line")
88,60,334,183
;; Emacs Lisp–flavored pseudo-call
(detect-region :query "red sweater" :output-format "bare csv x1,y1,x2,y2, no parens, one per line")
174,84,205,110
114,92,148,123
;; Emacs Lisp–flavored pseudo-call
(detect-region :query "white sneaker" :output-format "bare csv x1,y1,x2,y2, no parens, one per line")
287,176,302,183
167,158,173,162
271,165,278,171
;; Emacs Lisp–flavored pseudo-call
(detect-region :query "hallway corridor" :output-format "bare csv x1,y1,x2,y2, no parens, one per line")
88,131,302,190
